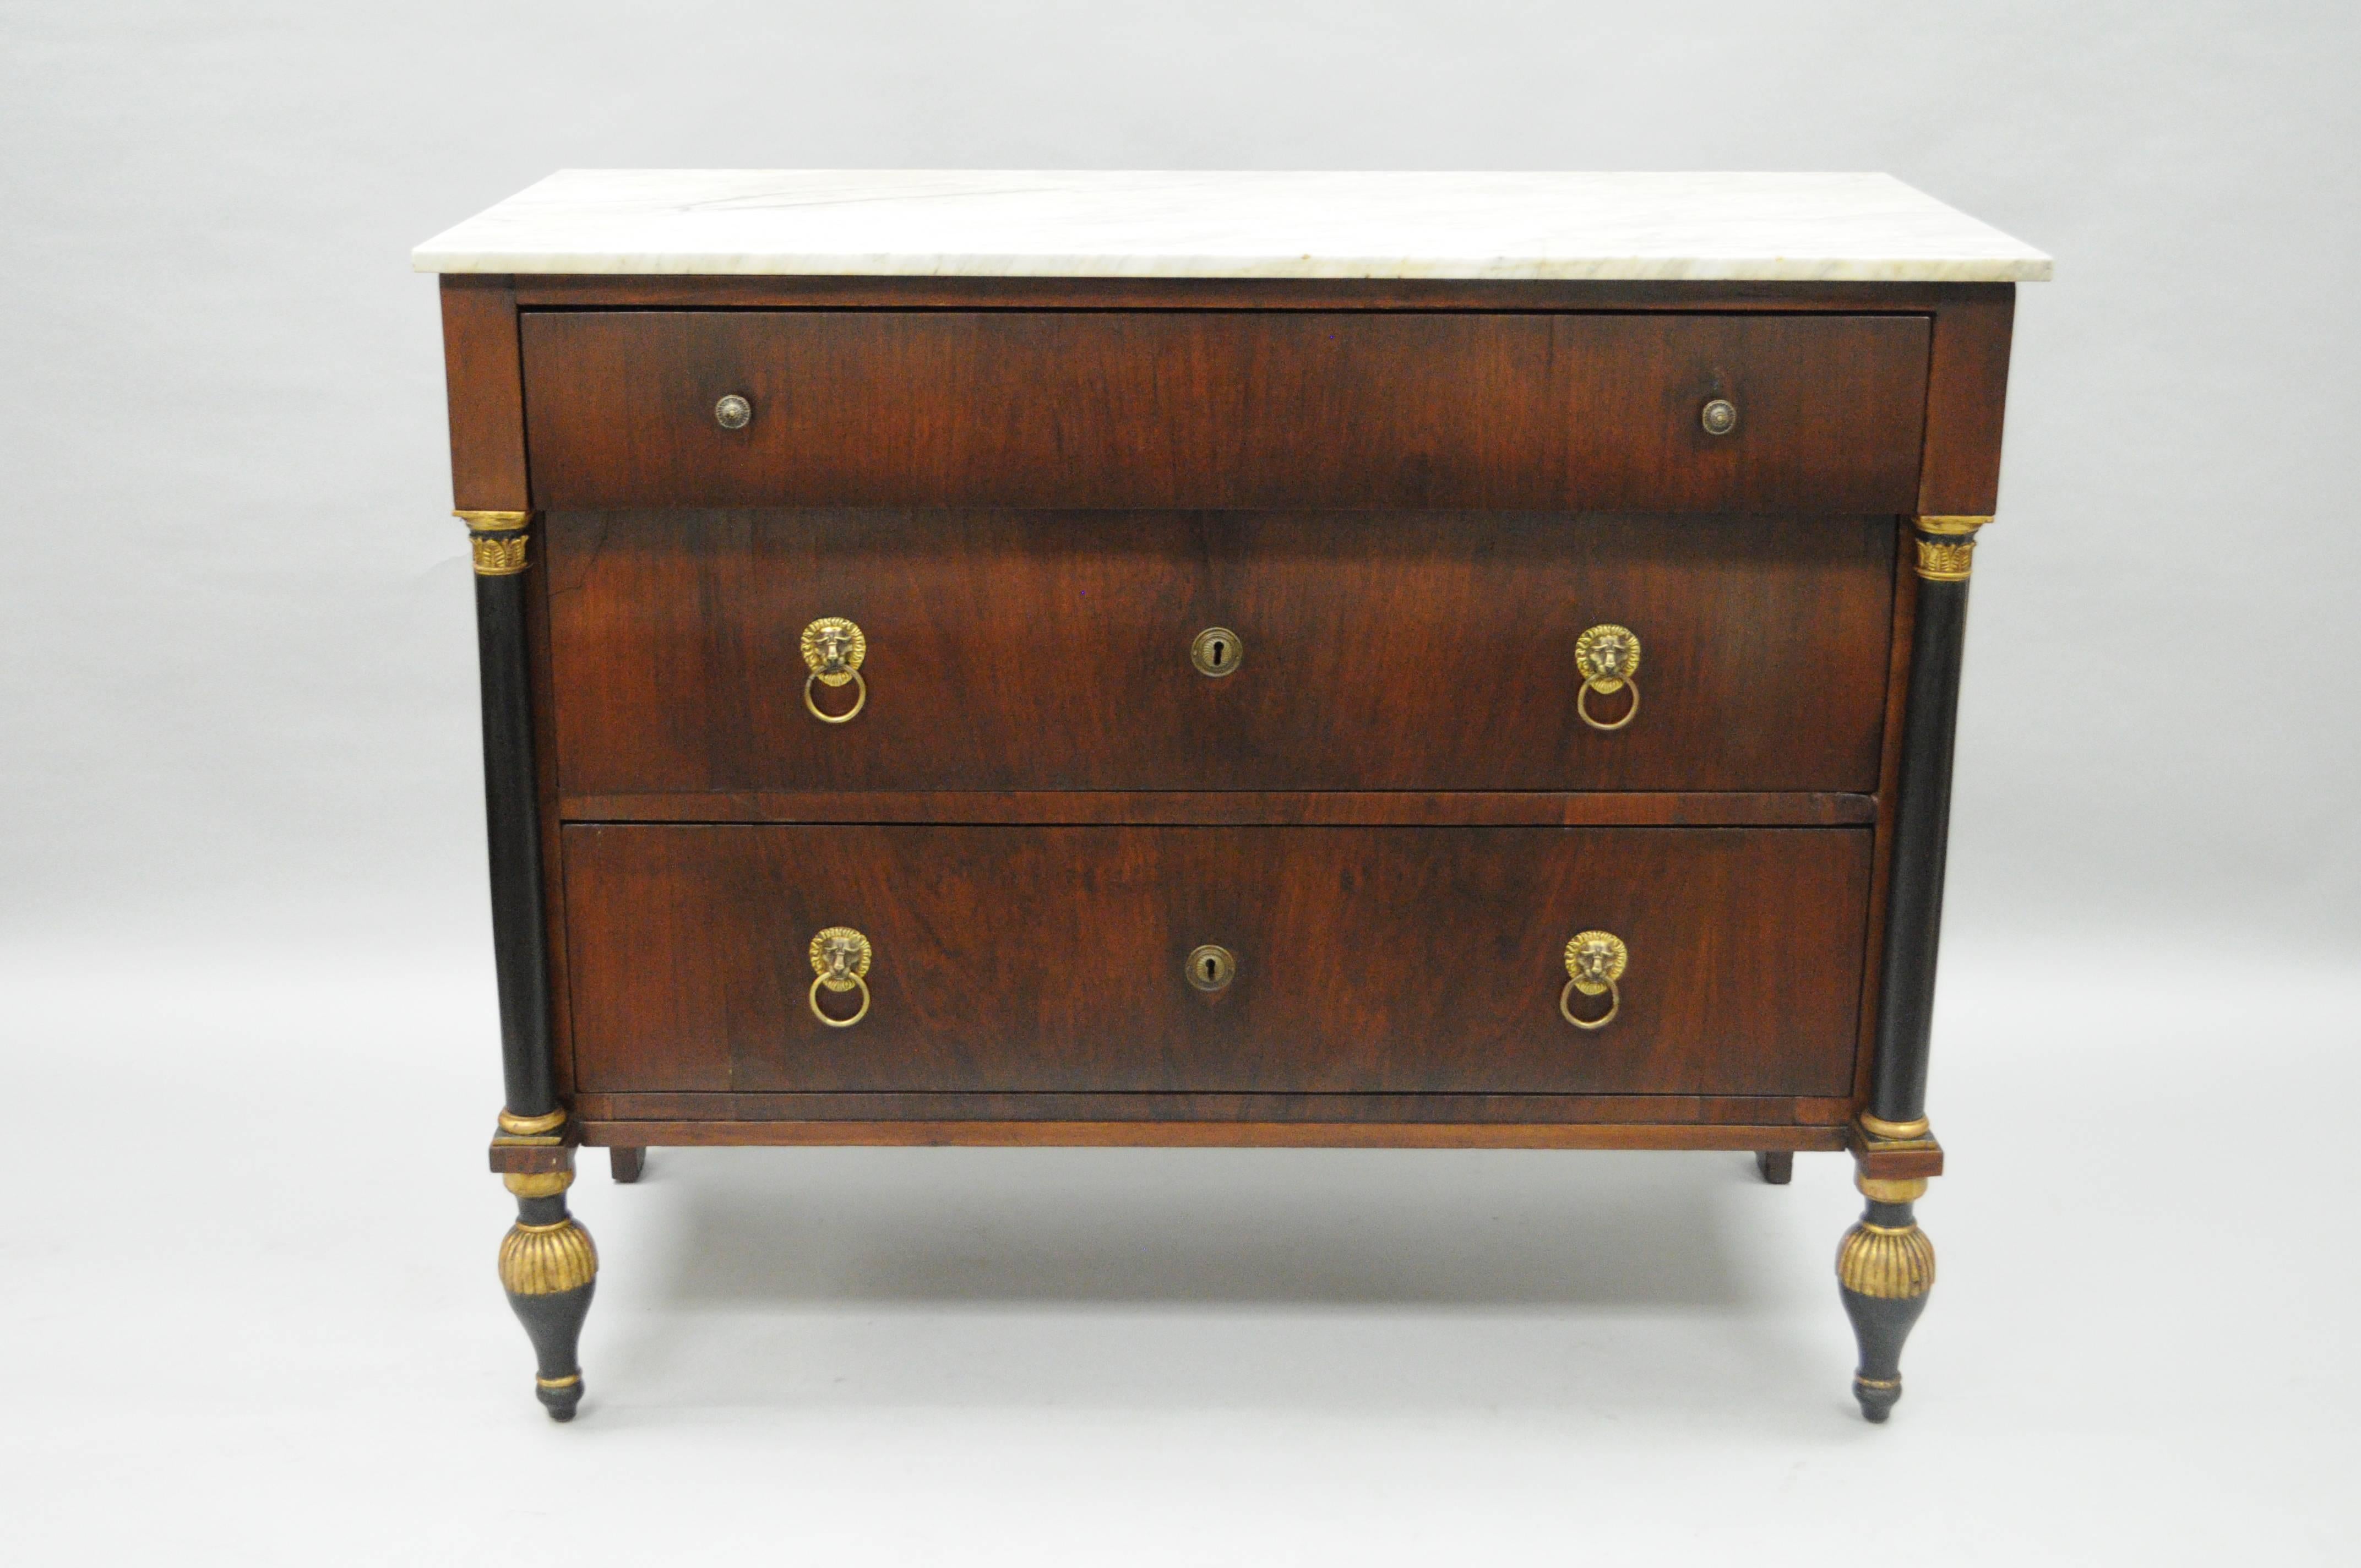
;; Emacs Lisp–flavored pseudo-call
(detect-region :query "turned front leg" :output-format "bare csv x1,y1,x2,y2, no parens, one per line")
1837,1167,1936,1422
501,1169,597,1420
492,1108,597,1420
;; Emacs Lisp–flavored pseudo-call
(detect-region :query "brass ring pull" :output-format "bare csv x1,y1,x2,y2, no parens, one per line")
808,971,869,1026
1575,624,1641,733
803,669,867,725
1575,679,1639,732
808,926,873,1028
1560,930,1628,1031
801,617,867,725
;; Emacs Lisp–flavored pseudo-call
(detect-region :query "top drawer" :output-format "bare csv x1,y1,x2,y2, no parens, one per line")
519,310,1931,513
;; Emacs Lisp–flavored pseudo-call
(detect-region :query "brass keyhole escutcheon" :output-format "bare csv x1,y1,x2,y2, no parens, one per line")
808,925,873,1027
801,617,868,723
1574,623,1642,732
1560,930,1628,1031
1187,944,1237,992
1191,627,1243,677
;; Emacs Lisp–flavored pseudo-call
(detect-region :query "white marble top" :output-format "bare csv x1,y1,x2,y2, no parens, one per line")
411,170,2049,283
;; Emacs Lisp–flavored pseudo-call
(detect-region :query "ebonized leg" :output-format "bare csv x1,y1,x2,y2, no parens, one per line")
1836,1172,1936,1422
610,1146,645,1184
497,1159,597,1421
1754,1151,1793,1185
466,511,595,1418
1840,518,1979,1420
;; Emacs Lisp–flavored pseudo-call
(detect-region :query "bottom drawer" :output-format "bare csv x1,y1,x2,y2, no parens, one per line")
564,824,1872,1098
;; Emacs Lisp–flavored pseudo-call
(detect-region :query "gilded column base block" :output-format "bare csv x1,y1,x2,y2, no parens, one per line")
1836,1172,1936,1423
496,1131,597,1422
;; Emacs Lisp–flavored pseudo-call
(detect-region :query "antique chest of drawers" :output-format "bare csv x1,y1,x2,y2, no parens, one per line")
414,171,2049,1422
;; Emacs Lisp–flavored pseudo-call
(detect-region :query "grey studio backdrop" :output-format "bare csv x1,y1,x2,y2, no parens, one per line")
5,2,2358,1562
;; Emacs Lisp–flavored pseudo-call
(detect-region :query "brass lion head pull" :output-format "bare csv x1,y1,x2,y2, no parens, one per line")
800,617,868,724
1560,930,1628,1031
1574,623,1641,732
807,925,873,1027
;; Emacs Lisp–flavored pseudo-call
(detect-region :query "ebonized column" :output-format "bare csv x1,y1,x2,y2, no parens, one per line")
1869,516,1984,1126
1841,515,1984,1421
464,510,554,1119
464,510,597,1420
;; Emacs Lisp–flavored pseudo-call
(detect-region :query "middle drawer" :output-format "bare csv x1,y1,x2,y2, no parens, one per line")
547,509,1896,796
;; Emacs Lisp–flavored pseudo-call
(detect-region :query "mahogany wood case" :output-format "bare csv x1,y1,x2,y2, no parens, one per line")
429,176,2036,1423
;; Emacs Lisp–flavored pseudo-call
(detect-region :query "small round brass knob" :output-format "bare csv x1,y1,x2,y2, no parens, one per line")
1700,398,1738,437
1190,627,1243,677
715,394,753,430
1186,944,1237,992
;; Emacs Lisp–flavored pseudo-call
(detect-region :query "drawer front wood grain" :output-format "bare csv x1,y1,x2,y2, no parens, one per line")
547,510,1896,795
563,824,1873,1098
519,310,1930,512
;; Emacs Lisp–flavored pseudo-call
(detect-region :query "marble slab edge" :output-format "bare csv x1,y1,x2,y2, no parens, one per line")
411,250,2051,282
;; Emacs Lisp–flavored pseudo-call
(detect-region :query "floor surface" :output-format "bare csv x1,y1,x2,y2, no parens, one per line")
3,936,2353,1564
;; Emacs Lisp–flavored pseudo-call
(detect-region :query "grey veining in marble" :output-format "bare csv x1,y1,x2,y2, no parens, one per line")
412,170,2050,282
